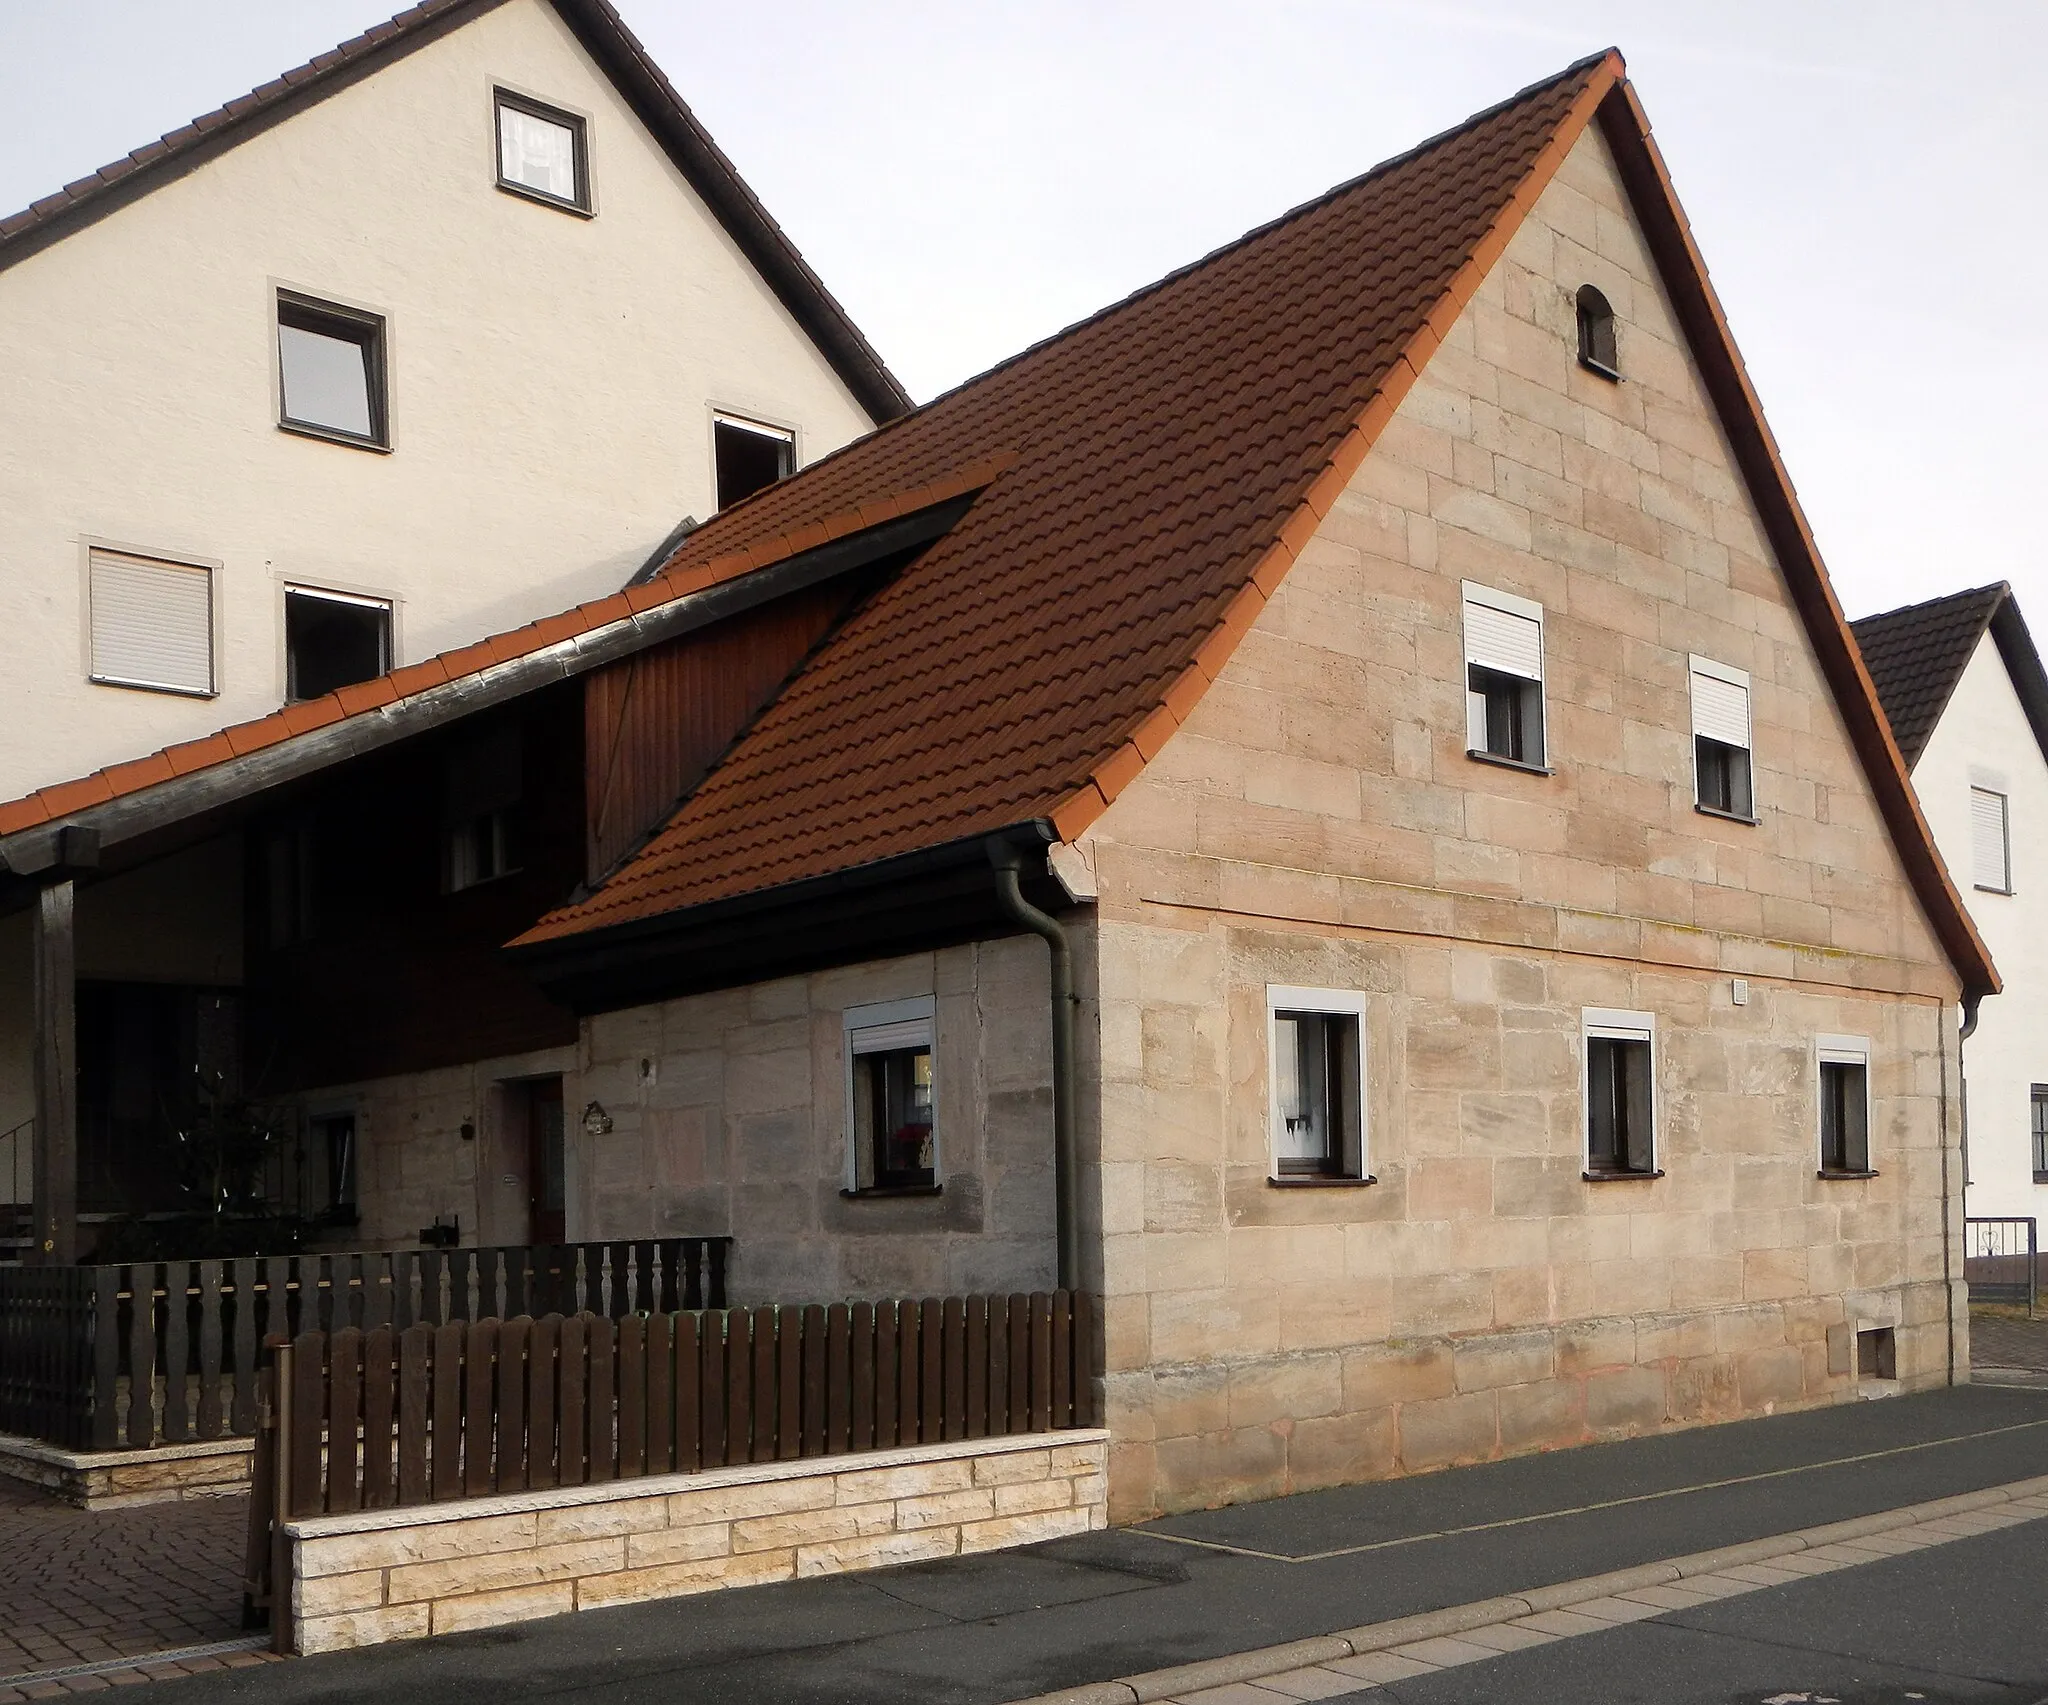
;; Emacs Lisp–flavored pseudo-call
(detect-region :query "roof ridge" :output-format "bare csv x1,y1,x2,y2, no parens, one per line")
1851,581,2009,629
649,47,1619,577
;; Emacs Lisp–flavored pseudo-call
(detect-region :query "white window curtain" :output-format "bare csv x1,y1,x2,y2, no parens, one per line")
1972,787,2011,891
1689,657,1751,749
89,549,213,694
499,104,578,201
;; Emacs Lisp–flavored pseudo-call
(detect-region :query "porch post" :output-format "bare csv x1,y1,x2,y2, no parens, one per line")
31,878,78,1266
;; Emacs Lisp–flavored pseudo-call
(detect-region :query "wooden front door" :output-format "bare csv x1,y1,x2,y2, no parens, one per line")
525,1077,566,1244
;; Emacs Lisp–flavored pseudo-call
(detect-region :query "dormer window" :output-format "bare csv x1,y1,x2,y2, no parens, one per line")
495,90,590,214
1576,285,1619,380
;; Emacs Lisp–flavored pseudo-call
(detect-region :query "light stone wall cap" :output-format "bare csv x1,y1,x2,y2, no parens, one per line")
286,1428,1108,1540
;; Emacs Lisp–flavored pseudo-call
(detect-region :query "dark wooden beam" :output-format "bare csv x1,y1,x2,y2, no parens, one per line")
31,879,78,1265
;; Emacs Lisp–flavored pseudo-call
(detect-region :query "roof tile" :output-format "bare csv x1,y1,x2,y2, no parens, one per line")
1849,585,2007,769
515,54,1617,946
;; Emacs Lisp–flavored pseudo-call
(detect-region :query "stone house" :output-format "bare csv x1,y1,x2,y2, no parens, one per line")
2,50,1995,1521
1854,587,2048,1229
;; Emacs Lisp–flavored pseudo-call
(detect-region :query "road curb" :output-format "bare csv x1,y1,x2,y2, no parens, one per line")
1003,1469,2048,1705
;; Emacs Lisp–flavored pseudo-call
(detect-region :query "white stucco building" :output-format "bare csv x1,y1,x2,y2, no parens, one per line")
1855,585,2048,1229
0,0,907,800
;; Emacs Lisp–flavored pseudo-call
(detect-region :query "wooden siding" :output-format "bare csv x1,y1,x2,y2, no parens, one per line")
584,581,858,883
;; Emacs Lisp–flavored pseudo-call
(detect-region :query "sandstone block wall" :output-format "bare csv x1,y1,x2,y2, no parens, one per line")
1081,119,1967,1520
287,1430,1108,1653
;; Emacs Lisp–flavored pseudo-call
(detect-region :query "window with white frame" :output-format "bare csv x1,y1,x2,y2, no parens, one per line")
285,586,391,702
88,547,215,696
1462,582,1546,768
714,416,795,510
1971,772,2012,894
1817,1035,1872,1176
844,997,936,1193
1267,987,1367,1180
1690,655,1754,820
1583,1009,1657,1177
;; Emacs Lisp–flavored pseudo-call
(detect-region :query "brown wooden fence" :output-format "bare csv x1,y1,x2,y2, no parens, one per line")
263,1287,1088,1506
0,1239,730,1451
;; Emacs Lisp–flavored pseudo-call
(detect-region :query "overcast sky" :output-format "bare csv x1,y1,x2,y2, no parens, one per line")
4,1,2042,623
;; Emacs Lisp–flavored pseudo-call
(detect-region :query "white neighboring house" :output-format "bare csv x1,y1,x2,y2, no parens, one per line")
1854,585,2048,1230
0,0,908,800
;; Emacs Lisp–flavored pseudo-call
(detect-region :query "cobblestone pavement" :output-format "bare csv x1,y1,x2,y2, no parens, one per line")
0,1480,277,1698
1973,1310,2048,1372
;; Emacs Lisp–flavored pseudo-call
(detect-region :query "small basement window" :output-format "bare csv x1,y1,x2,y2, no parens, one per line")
1576,284,1619,379
1462,582,1546,769
1818,1035,1872,1176
88,547,215,697
1690,655,1755,820
494,89,589,212
714,416,794,510
1856,1325,1896,1381
845,998,936,1194
277,292,387,447
286,586,391,702
1267,987,1367,1181
1584,1009,1657,1177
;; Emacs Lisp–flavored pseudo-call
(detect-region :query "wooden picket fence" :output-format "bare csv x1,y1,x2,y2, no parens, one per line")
245,1291,1094,1621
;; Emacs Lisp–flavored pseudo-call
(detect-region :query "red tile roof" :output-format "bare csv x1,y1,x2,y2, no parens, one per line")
0,0,909,422
0,461,1008,842
511,52,1623,945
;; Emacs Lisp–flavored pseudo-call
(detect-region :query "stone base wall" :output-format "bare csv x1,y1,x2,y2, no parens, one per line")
288,1430,1109,1654
1107,1284,1956,1520
0,1433,252,1508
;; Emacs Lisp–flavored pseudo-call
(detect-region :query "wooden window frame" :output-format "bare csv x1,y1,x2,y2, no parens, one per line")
492,87,593,216
1576,283,1620,380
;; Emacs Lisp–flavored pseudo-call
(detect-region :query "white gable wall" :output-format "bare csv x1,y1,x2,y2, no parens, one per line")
1914,633,2048,1223
0,0,878,796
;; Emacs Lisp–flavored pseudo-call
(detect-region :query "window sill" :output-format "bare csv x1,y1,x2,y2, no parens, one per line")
1578,354,1622,383
1974,884,2014,896
496,179,595,219
1267,1174,1378,1189
278,419,392,455
1466,749,1552,777
1583,1168,1664,1182
1817,1168,1880,1181
1694,803,1759,827
2035,1172,2048,1185
840,1185,943,1200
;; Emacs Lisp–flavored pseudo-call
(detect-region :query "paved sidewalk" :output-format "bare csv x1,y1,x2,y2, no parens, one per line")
1972,1309,2048,1372
108,1383,2048,1705
0,1481,274,1699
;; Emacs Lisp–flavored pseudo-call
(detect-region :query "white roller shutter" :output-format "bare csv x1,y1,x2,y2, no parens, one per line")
1972,787,2011,892
89,550,214,695
1463,596,1542,681
1689,658,1751,750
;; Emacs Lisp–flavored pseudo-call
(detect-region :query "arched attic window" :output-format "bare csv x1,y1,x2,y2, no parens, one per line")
1576,285,1620,380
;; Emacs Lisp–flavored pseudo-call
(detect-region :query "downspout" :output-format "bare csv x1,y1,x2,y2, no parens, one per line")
986,836,1080,1292
1947,991,1983,1386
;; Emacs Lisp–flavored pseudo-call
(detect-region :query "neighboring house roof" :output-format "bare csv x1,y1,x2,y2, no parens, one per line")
0,50,1999,1002
1852,584,2048,775
501,53,1996,1000
0,0,910,425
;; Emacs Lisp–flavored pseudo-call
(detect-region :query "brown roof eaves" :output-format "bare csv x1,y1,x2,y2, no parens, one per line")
1593,83,1996,1001
0,460,1007,866
0,0,911,424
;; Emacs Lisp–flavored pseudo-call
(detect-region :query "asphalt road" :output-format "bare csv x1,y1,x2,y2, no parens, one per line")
1336,1516,2048,1704
121,1385,2048,1705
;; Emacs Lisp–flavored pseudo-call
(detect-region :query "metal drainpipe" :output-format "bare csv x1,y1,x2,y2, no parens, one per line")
987,836,1080,1293
1946,992,1982,1387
